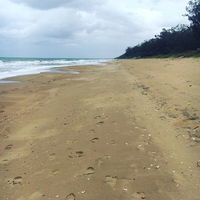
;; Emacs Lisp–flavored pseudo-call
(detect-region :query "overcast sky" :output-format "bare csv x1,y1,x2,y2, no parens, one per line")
0,0,189,58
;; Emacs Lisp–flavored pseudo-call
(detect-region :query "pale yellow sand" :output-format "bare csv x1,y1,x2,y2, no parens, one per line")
0,58,200,200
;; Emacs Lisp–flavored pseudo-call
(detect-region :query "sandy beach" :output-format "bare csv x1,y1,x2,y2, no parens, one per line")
0,58,200,200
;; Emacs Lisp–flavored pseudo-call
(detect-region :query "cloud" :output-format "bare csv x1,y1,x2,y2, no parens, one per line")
9,0,71,9
10,0,102,10
0,0,189,58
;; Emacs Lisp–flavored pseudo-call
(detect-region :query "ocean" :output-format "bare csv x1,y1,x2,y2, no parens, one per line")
0,57,111,80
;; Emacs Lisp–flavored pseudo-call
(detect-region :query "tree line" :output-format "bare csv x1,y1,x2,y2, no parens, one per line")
118,0,200,58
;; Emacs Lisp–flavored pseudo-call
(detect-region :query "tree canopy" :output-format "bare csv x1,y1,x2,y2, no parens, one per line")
186,0,200,42
118,0,200,58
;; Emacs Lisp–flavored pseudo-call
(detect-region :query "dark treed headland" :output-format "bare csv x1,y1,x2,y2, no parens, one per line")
118,0,200,58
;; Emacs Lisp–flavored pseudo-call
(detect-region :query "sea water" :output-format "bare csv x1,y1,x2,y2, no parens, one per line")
0,57,111,80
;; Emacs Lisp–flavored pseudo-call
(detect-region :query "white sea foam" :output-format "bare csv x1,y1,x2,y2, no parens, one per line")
0,58,111,80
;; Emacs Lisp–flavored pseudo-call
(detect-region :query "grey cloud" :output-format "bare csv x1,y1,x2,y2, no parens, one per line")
10,0,102,10
10,0,71,9
0,0,190,58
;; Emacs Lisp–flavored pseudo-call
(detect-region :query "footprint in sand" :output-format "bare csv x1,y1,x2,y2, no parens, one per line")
90,137,99,143
68,151,84,158
75,167,95,177
2,159,9,164
94,155,112,167
136,145,145,151
94,115,102,119
66,193,76,200
83,167,95,175
76,151,84,157
103,155,111,159
49,153,56,160
89,129,96,134
5,144,13,150
105,176,117,188
12,176,23,185
131,192,146,199
66,139,77,145
95,158,104,167
110,140,116,145
105,175,136,192
52,169,59,175
96,121,104,125
106,140,116,145
16,191,43,200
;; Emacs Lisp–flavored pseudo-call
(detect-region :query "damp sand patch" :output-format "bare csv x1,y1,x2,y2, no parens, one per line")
48,68,80,75
0,80,19,84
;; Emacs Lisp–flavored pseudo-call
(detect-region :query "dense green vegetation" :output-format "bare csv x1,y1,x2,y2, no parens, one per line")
118,0,200,59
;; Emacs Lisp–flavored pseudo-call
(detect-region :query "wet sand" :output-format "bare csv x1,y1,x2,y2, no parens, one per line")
0,58,200,200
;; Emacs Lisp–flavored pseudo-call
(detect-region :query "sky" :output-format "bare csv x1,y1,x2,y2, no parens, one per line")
0,0,190,58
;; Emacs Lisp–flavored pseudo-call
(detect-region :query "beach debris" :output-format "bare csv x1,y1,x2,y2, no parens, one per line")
66,193,76,200
192,137,196,141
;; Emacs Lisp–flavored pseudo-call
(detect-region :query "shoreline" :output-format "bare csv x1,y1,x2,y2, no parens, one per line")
0,63,105,83
0,67,81,84
0,58,200,200
0,57,111,81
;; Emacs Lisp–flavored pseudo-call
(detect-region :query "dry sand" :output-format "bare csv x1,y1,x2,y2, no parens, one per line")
0,58,200,200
